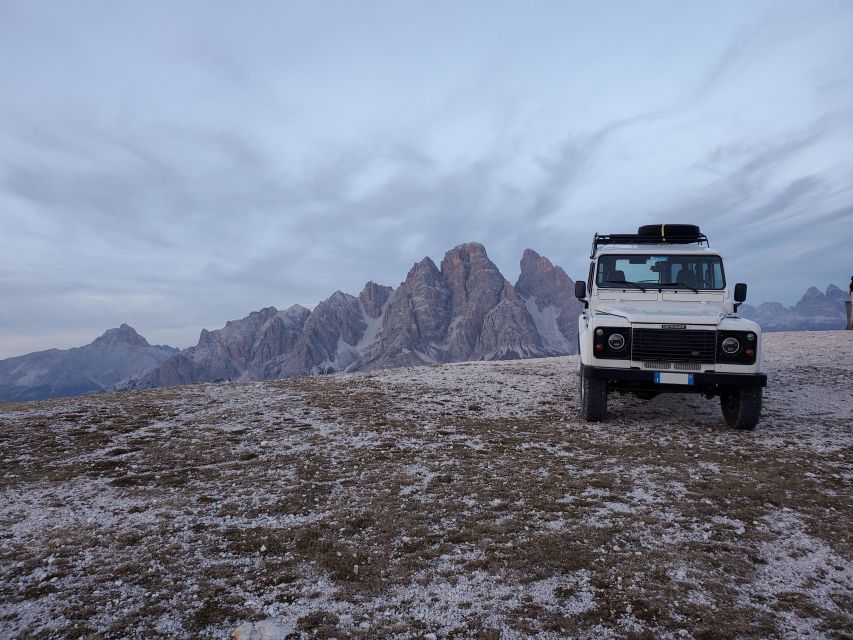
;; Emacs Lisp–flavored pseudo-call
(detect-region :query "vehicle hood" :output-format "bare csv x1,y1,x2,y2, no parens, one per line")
596,300,729,326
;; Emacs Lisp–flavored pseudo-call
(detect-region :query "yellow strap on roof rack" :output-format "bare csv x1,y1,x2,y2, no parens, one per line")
661,224,666,238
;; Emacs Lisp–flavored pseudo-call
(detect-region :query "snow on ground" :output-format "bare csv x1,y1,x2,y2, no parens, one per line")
0,331,851,639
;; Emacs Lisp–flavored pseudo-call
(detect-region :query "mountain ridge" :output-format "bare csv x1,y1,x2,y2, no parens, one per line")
2,243,847,402
0,325,177,402
739,284,847,332
124,242,582,390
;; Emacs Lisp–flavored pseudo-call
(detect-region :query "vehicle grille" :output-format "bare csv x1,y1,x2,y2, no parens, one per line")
642,361,702,371
632,329,716,363
673,361,702,371
642,361,671,370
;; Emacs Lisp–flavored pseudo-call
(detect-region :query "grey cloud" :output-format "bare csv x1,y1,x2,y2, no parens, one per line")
679,112,847,225
2,1,852,358
697,23,765,97
3,119,295,240
527,133,607,223
4,104,850,339
745,176,827,228
646,128,852,302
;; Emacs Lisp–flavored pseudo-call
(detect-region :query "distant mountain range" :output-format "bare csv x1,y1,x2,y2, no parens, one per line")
739,284,848,332
0,324,177,402
0,242,847,403
125,243,582,390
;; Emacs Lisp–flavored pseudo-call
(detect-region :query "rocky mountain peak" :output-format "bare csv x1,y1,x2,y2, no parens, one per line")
93,323,150,347
408,256,441,280
521,249,553,271
441,242,489,267
439,242,501,282
432,242,536,360
825,284,845,302
440,242,511,310
518,248,555,281
515,248,573,306
371,255,452,363
225,306,278,327
1,324,176,402
791,284,848,319
740,282,847,331
281,304,311,319
794,286,826,313
359,281,393,319
513,248,581,354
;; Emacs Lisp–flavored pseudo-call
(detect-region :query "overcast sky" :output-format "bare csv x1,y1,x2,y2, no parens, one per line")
1,1,852,358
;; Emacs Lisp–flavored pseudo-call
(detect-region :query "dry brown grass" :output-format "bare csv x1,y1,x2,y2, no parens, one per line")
1,332,851,638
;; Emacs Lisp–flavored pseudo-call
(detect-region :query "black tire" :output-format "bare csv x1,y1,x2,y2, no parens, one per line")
637,224,700,238
579,365,608,422
720,386,762,430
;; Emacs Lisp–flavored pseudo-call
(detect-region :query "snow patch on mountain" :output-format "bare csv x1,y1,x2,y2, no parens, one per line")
524,295,574,354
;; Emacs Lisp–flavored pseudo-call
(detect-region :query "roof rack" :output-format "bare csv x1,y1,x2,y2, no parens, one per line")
590,232,709,258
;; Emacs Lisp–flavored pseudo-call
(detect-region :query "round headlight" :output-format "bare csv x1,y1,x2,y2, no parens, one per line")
607,333,626,350
722,337,740,354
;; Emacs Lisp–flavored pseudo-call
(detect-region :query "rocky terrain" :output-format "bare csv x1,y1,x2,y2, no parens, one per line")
0,325,177,403
1,331,850,639
740,284,848,331
132,305,314,390
127,243,583,390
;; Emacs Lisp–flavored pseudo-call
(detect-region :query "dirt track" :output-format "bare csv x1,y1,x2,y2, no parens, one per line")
1,331,851,639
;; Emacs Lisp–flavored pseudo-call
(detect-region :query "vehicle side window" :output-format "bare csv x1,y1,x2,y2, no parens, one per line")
696,259,725,288
712,262,724,288
587,263,594,292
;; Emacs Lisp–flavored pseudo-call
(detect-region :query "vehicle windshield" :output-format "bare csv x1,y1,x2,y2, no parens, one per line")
596,254,725,290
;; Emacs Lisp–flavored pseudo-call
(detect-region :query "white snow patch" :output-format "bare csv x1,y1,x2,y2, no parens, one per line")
523,296,573,353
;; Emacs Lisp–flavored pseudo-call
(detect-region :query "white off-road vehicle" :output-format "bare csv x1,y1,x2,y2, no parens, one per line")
574,224,767,429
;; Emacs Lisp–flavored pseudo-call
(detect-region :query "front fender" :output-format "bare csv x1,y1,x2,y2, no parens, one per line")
577,312,592,365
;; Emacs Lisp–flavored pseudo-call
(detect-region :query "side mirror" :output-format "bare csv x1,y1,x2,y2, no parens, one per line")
575,281,588,308
733,282,747,312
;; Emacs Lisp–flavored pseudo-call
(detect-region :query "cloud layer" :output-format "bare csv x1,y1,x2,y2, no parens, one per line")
1,1,852,357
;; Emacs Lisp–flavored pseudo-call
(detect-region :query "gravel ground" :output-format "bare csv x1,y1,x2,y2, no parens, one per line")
1,330,851,639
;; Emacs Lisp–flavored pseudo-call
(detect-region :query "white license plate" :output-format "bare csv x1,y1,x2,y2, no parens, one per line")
654,372,694,385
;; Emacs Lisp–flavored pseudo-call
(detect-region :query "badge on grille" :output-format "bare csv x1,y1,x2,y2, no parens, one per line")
661,324,686,329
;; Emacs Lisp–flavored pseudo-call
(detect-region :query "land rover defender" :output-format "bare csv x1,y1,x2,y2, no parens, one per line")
574,224,767,429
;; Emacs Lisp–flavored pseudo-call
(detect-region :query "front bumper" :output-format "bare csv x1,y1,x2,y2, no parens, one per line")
584,366,767,391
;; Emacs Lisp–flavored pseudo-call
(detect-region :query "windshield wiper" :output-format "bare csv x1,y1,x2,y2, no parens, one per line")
605,279,647,292
665,282,698,293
